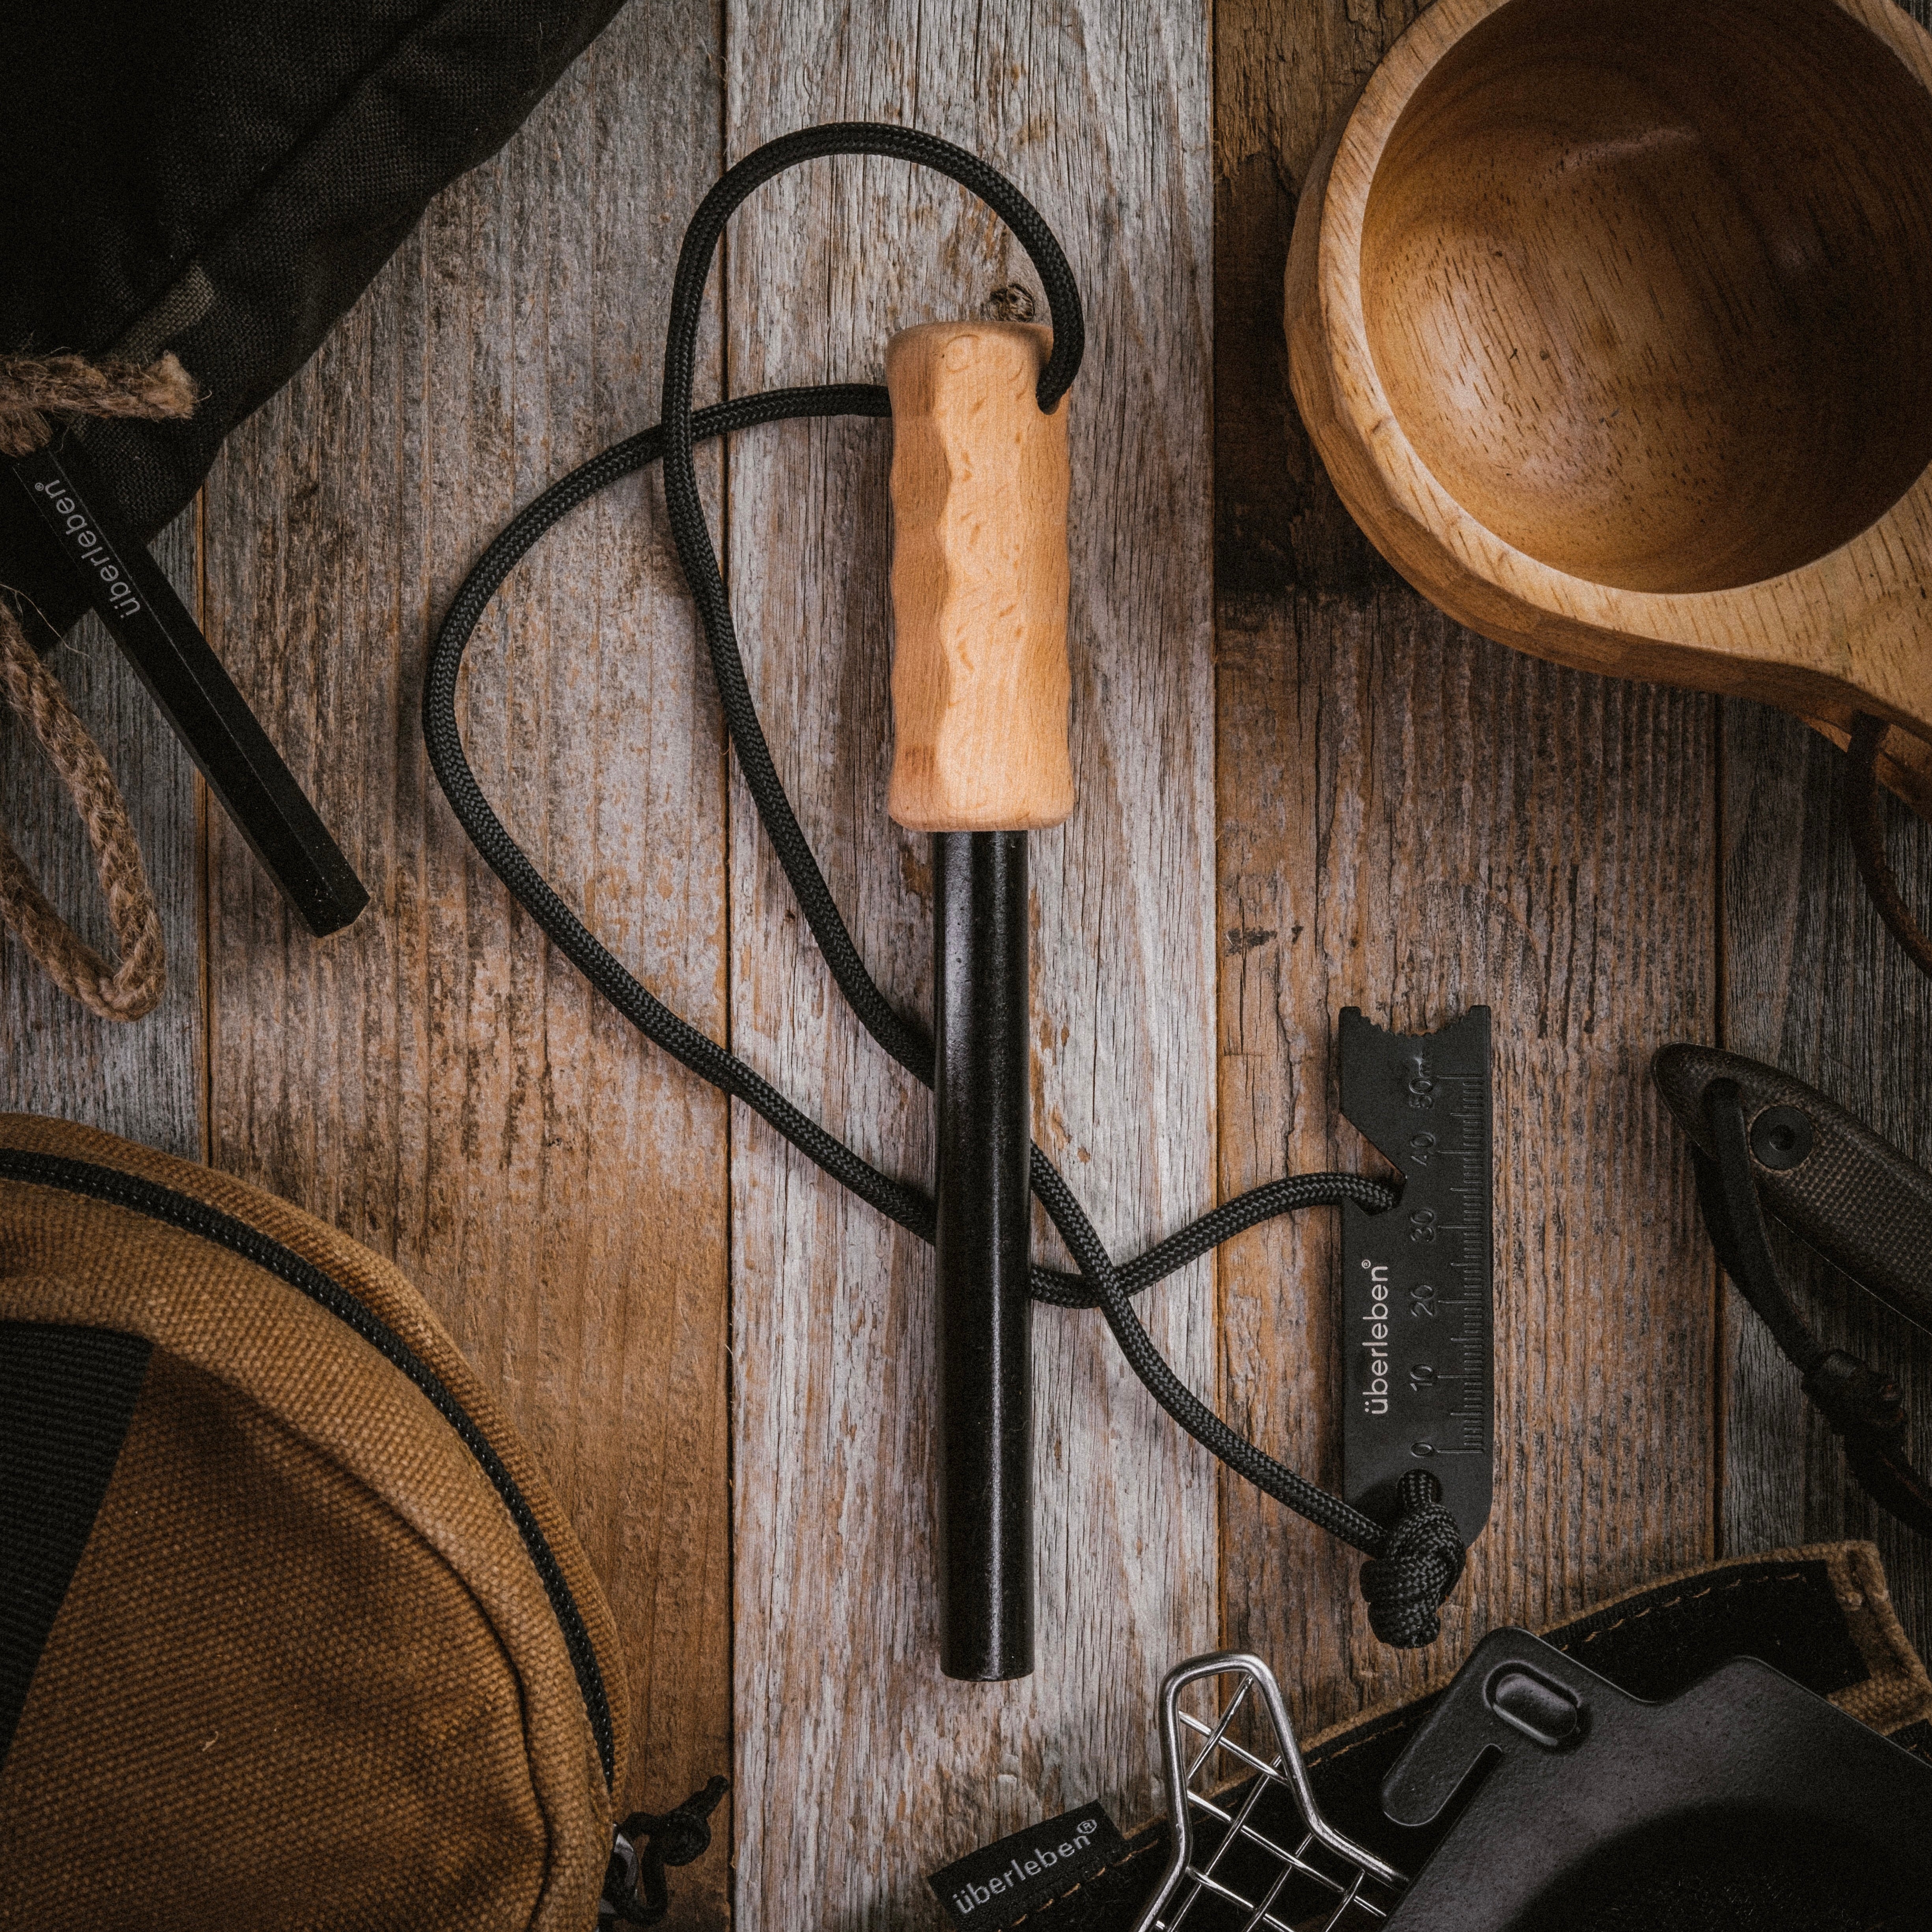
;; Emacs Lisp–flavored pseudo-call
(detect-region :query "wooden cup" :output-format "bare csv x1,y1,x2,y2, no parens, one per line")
1286,0,1932,812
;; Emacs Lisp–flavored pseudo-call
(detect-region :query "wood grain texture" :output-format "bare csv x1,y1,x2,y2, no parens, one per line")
1285,0,1932,816
0,507,204,1159
886,321,1073,832
28,11,1931,1929
1719,699,1932,1659
197,10,735,1918
724,4,1215,1922
1717,7,1932,1662
1215,0,1719,1736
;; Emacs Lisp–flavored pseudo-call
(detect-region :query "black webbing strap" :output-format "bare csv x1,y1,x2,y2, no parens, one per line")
0,1322,151,1765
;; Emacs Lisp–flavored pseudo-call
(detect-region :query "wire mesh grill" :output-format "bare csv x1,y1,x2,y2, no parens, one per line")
1133,1653,1408,1932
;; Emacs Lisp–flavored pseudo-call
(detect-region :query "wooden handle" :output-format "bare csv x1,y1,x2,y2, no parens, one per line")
886,321,1073,832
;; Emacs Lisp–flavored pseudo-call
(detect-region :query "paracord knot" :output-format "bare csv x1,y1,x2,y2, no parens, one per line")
1359,1468,1467,1648
605,1775,730,1925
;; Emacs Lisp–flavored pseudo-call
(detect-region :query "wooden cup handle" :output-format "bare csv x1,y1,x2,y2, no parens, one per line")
886,321,1073,832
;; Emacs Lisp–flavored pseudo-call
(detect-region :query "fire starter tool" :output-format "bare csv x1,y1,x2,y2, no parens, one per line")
886,317,1073,1682
427,123,1486,1679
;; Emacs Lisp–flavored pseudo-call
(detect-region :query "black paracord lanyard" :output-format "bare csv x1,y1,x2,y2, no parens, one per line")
422,123,1465,1646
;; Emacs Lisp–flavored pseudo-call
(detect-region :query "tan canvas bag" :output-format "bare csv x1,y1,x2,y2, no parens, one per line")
0,1113,662,1929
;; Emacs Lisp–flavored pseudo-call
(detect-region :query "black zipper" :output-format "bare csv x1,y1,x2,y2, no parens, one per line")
0,1146,614,1785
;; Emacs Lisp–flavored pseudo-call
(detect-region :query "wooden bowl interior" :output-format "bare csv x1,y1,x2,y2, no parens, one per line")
1359,0,1932,594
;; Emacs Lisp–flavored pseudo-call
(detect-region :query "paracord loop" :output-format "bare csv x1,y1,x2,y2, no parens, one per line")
422,123,1463,1647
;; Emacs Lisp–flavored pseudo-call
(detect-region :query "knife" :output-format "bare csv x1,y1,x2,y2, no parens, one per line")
1652,1043,1932,1335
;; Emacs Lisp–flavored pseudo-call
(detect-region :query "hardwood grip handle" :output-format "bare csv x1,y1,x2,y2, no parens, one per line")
886,321,1073,832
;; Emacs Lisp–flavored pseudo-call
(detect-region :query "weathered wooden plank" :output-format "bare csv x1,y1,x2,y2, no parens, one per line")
198,11,735,1918
1713,0,1932,1683
723,5,1217,1921
0,508,204,1159
1719,701,1932,1656
1213,0,1719,1736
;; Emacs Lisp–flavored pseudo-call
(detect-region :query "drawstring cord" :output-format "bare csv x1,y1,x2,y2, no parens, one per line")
421,123,1465,1647
0,351,193,1021
0,347,196,1020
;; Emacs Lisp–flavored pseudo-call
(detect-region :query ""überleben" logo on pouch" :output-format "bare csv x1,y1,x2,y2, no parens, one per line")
928,1803,1127,1930
950,1818,1099,1917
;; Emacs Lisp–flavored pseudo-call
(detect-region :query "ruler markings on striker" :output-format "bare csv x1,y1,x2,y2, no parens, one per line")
1337,1006,1495,1541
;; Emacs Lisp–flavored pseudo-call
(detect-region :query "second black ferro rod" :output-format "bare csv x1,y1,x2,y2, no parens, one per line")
886,317,1075,1680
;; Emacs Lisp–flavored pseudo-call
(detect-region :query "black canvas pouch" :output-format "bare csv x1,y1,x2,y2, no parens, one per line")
2,0,631,650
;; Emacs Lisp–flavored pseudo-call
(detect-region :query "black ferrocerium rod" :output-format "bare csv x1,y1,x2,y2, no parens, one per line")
10,442,369,937
933,829,1034,1680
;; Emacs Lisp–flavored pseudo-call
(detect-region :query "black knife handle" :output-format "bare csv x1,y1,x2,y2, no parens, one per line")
9,442,367,937
1654,1043,1932,1336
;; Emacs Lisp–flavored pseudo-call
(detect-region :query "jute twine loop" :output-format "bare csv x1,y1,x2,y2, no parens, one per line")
0,350,196,1021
